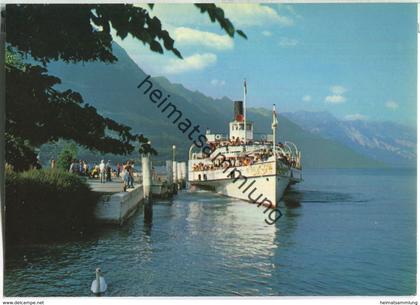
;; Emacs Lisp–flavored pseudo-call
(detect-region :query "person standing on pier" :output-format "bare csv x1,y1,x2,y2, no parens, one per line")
83,161,89,176
106,160,112,182
69,159,79,174
129,161,135,188
99,160,106,183
122,161,131,190
117,163,121,177
79,160,84,176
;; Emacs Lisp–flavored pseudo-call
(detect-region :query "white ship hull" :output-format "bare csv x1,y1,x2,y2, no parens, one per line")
190,174,290,208
189,161,300,208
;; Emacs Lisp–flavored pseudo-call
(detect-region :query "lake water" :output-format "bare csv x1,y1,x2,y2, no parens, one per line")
4,168,416,296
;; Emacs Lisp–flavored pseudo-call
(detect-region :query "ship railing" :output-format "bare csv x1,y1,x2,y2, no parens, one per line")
284,141,299,156
283,141,302,169
189,156,276,173
273,141,302,170
189,142,272,160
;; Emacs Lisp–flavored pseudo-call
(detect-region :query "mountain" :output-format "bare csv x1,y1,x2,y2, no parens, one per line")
283,111,416,168
40,42,384,169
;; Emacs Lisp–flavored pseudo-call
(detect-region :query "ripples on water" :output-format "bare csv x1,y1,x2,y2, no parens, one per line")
4,169,416,296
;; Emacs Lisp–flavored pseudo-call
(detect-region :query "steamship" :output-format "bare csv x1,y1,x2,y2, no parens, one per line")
188,83,302,208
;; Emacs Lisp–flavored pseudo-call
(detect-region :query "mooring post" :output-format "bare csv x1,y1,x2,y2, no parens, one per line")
180,162,187,188
166,160,173,185
177,162,182,187
172,145,178,192
142,154,152,224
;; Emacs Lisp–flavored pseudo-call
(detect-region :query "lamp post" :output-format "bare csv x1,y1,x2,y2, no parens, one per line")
172,145,178,188
142,141,152,224
172,145,176,163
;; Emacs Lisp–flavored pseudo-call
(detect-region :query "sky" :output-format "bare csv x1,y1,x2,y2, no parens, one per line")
114,3,417,127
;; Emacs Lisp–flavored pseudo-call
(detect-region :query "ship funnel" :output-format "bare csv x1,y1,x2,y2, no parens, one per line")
234,101,244,122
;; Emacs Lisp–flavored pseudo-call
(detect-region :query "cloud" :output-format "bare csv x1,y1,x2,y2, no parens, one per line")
302,95,312,102
113,25,219,76
211,79,226,86
281,5,301,18
344,113,368,121
163,53,217,74
325,95,346,104
330,85,347,95
173,27,234,50
278,37,298,47
385,100,399,110
262,30,272,37
219,3,294,27
325,85,347,104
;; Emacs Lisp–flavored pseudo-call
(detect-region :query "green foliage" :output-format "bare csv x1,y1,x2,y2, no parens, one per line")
5,46,25,69
5,168,99,244
56,143,78,171
5,134,38,172
39,139,136,167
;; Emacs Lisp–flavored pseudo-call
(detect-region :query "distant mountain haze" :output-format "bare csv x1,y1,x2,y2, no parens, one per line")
41,42,391,168
283,111,416,168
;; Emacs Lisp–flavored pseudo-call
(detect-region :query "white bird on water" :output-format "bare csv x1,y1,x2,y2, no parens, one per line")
91,267,107,295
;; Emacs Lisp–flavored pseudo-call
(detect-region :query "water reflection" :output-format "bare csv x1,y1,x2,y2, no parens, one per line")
283,188,303,209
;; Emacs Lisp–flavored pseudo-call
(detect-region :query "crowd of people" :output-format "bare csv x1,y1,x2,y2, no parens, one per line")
191,146,300,172
51,159,137,190
207,137,280,150
192,150,273,172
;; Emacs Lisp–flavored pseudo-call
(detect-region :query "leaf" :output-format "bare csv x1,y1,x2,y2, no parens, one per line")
148,16,162,35
236,29,247,39
150,40,163,54
194,4,246,39
172,48,183,59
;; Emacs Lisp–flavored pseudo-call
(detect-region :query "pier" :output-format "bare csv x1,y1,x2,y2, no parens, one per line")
90,158,187,225
91,180,144,225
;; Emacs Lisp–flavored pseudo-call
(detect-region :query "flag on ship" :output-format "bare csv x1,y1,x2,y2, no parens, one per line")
272,104,278,128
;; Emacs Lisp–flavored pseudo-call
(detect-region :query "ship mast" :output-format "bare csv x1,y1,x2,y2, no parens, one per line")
243,79,247,143
272,104,278,154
